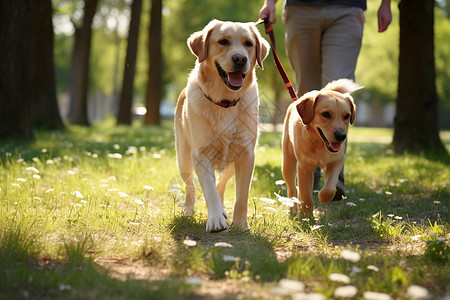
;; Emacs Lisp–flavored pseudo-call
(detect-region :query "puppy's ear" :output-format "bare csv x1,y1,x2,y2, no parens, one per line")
296,91,319,125
346,95,356,125
249,24,270,69
187,19,220,63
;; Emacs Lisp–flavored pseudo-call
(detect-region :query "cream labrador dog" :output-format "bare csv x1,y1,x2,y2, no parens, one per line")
175,20,269,232
282,79,363,216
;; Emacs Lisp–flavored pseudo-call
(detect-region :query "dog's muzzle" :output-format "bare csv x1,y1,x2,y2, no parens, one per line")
216,61,247,91
317,127,345,153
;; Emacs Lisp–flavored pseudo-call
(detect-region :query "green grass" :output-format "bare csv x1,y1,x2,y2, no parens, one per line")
1,120,449,299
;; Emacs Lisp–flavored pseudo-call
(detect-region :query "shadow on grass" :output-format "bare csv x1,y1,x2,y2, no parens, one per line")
168,215,287,282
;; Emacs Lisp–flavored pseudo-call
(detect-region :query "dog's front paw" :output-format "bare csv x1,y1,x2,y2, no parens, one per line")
231,219,249,231
319,188,336,203
205,211,228,232
183,206,195,217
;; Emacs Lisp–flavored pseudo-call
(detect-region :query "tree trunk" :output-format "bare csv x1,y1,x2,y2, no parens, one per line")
117,0,143,125
30,0,65,130
144,0,163,126
0,1,34,140
393,0,446,154
68,0,99,126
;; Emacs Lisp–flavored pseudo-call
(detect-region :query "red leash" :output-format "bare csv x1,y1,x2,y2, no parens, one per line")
256,19,298,102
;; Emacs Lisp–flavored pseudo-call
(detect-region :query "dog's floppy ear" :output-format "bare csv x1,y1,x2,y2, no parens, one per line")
296,91,319,125
249,24,270,69
187,19,221,63
346,95,356,125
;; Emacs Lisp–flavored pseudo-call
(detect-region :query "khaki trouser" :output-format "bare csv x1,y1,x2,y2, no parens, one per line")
283,4,365,97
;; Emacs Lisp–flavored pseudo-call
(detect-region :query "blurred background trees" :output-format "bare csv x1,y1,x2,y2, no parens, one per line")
0,0,449,153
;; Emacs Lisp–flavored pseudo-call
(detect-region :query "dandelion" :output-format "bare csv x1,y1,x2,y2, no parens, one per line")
260,197,276,204
214,242,233,248
367,265,380,272
73,191,83,198
183,240,197,247
406,285,429,300
346,202,356,207
329,273,350,284
134,199,144,205
362,291,393,300
341,249,361,263
26,167,39,174
334,285,357,298
275,180,285,185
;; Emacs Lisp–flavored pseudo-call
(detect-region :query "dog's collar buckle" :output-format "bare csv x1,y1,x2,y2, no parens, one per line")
200,87,240,108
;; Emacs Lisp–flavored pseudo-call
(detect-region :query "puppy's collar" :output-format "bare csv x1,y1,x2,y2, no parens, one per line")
199,87,240,108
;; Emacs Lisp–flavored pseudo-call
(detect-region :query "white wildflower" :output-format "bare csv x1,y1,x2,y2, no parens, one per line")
172,183,181,188
265,206,278,213
385,191,392,195
260,197,276,204
153,153,162,159
223,255,238,262
367,265,380,272
67,170,76,175
45,188,54,193
275,180,285,185
292,292,326,300
438,236,446,243
183,240,197,247
346,202,356,207
334,285,358,298
329,273,350,284
311,225,324,231
118,192,129,197
73,191,83,198
341,249,361,263
17,178,26,182
185,277,203,285
134,199,144,205
399,178,408,183
33,175,41,179
26,167,39,174
358,198,365,201
406,285,429,300
363,291,393,300
214,242,233,248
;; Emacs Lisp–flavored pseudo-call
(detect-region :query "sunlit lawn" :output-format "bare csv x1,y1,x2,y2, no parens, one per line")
1,119,449,299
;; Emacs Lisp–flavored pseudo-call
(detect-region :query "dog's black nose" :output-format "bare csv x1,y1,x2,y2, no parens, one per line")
232,54,247,66
334,130,347,142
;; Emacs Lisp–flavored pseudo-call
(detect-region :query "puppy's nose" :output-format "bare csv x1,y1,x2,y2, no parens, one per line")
334,130,347,142
232,54,247,66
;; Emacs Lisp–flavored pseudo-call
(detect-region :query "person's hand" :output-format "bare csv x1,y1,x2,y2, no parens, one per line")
377,0,392,32
259,0,277,24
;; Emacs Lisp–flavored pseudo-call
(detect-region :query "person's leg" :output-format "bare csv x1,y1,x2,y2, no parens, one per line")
321,6,364,199
283,4,323,97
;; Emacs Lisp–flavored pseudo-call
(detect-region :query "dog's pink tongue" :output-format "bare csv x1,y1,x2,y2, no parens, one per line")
330,143,341,152
228,72,243,87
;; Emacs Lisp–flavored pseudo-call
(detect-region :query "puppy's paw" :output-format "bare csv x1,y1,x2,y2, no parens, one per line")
205,212,228,232
319,188,336,203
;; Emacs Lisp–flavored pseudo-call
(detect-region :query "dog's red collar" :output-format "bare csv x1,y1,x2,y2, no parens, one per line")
200,87,240,108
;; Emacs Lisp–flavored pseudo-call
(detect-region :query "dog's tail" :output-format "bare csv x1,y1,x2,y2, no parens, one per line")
323,79,364,94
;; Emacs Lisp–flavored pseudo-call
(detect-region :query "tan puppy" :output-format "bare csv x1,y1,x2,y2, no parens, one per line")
175,20,269,232
282,79,363,216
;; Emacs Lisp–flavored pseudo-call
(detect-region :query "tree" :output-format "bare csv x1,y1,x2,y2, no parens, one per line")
0,1,34,140
393,0,446,154
117,0,143,125
144,0,163,125
68,0,99,125
30,0,65,130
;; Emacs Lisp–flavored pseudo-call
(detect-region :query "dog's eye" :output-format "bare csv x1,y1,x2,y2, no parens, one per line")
219,39,229,45
245,41,253,47
322,112,331,119
344,113,350,120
